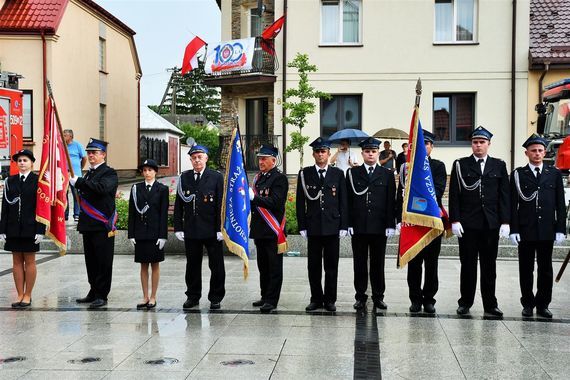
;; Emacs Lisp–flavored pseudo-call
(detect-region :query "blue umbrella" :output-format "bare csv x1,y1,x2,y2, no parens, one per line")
327,128,369,143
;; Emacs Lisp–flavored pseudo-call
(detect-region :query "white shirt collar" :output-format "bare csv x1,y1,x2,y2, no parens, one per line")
363,163,377,172
473,155,488,164
528,162,543,173
194,168,204,176
144,180,155,187
90,162,104,170
18,171,31,180
315,164,328,174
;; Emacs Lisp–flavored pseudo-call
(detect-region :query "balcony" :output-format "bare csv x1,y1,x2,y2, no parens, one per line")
204,37,279,87
219,134,282,171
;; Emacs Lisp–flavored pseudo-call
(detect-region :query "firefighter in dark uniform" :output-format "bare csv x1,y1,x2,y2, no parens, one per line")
396,130,447,314
296,138,348,312
248,144,289,313
174,145,225,310
72,138,118,309
509,134,566,318
449,126,510,316
128,159,169,310
347,137,396,311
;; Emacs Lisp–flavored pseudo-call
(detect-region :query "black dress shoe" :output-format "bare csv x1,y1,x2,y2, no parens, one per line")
136,301,149,310
147,301,156,310
89,299,107,309
484,307,503,317
537,308,553,318
11,301,22,308
183,299,199,309
260,303,276,313
424,304,436,314
324,303,336,312
252,299,264,307
456,306,470,315
210,302,221,310
76,296,95,304
374,300,388,310
305,302,322,312
17,301,31,309
522,307,533,317
353,300,366,310
409,303,421,313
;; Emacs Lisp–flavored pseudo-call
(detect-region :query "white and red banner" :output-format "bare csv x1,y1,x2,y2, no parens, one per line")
181,36,206,75
36,97,69,253
204,38,256,74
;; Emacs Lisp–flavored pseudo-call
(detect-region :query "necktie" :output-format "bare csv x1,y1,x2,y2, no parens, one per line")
535,167,541,181
20,175,25,183
318,169,325,185
477,158,484,174
368,166,374,177
195,172,201,184
146,184,151,192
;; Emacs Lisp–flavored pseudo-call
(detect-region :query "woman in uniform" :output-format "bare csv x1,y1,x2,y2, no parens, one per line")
128,159,169,309
0,149,45,308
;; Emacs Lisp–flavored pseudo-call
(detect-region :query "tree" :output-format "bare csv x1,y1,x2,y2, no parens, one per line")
282,53,330,167
179,123,220,170
152,60,221,124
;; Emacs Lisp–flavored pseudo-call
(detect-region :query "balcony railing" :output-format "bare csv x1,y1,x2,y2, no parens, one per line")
218,134,281,171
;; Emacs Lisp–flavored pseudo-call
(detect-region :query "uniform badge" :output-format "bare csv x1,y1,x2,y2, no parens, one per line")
209,194,214,202
332,185,337,197
204,195,208,203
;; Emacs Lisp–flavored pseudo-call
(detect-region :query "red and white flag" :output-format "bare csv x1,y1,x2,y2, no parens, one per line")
261,15,285,40
36,97,69,253
181,36,206,75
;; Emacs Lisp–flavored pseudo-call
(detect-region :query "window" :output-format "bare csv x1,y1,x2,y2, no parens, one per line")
22,90,33,139
321,0,361,45
433,93,475,144
434,0,477,43
99,104,106,140
321,95,362,139
249,8,262,37
99,37,106,71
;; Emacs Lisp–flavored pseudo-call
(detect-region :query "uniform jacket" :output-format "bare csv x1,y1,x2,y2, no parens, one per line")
173,167,223,239
296,165,348,236
449,156,510,229
396,157,447,223
0,172,46,238
127,181,169,240
347,164,396,234
75,163,119,233
510,164,566,241
249,167,289,239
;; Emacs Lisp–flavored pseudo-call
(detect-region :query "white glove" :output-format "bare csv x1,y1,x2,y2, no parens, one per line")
385,228,395,238
339,229,348,238
0,234,5,241
555,233,565,244
509,233,520,246
34,234,43,244
396,223,402,235
156,238,166,250
499,224,510,238
129,238,136,246
175,231,185,241
69,176,79,186
452,222,464,238
248,187,255,201
300,230,307,239
348,227,354,236
216,232,223,241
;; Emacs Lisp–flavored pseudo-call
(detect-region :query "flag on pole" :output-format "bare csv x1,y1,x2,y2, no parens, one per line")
221,128,251,278
398,106,444,267
181,36,206,75
36,97,70,253
261,15,285,40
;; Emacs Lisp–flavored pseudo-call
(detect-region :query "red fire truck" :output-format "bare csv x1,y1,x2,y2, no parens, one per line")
0,87,24,178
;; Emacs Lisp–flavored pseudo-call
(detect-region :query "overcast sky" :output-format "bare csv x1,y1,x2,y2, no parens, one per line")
96,0,220,107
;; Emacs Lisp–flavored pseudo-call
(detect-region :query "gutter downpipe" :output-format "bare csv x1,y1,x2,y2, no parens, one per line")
41,30,47,116
538,62,550,103
510,0,517,171
281,0,288,174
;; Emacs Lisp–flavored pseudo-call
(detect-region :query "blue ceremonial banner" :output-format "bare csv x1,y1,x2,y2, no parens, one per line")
221,128,251,278
399,106,444,267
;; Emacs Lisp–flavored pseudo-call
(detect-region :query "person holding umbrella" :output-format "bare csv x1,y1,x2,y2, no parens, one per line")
330,139,358,174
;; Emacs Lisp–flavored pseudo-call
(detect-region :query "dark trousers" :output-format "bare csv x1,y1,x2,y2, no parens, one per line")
254,237,283,306
408,235,441,306
458,228,499,309
307,235,340,304
352,233,386,302
82,231,115,300
65,184,80,219
518,240,554,309
184,238,225,303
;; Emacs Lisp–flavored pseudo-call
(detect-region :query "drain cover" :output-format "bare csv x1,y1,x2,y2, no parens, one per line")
67,357,101,364
0,356,26,364
144,357,179,365
220,359,255,366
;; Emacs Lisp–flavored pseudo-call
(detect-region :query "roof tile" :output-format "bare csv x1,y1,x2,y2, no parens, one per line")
530,0,570,65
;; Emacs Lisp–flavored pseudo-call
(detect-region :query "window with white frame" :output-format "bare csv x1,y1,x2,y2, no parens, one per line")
22,90,33,139
321,0,361,45
434,0,477,43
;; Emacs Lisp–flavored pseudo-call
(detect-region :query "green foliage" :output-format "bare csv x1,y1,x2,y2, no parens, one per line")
285,191,298,235
180,123,220,169
282,53,331,166
115,198,129,230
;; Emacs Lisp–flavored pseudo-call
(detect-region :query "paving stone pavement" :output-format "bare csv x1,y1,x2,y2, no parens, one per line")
0,253,569,379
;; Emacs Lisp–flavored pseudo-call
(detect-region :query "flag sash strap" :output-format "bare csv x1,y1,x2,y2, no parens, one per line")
252,173,287,253
78,196,118,237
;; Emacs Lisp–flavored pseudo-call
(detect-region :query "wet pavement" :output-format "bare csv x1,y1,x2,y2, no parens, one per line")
0,252,568,379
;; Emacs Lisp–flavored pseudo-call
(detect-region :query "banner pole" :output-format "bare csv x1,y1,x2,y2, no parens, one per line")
46,80,75,178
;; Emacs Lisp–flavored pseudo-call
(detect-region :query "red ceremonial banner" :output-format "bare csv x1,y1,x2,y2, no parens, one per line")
36,97,69,253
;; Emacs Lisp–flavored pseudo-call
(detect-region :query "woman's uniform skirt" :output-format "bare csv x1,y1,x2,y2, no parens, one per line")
134,240,165,263
4,237,39,253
